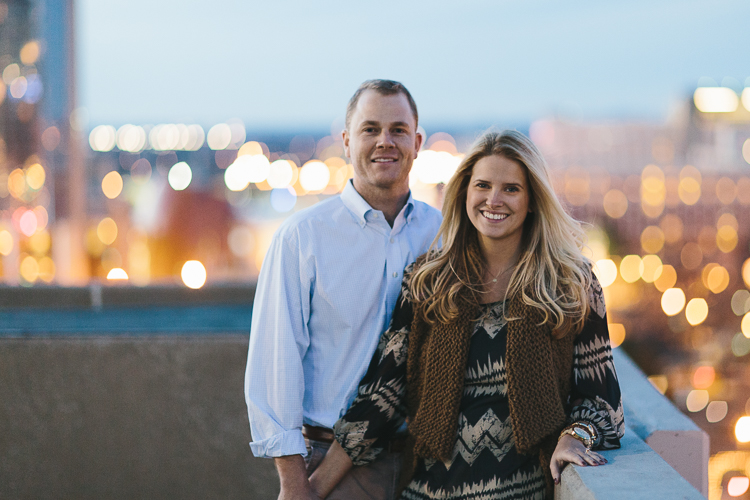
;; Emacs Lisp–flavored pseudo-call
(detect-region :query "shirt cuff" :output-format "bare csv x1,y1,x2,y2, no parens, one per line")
249,429,307,458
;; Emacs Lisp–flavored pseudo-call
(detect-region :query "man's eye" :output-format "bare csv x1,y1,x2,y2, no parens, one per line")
393,128,406,134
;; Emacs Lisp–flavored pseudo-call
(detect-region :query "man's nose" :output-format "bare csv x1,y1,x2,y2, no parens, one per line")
376,130,395,147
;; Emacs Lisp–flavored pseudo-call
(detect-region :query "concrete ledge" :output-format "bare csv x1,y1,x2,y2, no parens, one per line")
556,427,705,500
0,335,709,499
614,349,709,496
0,283,255,309
0,336,278,500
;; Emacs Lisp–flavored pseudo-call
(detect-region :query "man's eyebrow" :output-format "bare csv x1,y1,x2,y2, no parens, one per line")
359,120,412,128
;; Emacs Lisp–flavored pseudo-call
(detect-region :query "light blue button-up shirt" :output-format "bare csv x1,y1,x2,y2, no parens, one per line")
245,181,442,458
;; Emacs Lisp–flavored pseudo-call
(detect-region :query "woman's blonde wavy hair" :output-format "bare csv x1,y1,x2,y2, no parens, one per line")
409,130,592,339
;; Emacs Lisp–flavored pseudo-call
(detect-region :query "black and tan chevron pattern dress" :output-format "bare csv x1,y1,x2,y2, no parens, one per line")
334,276,624,500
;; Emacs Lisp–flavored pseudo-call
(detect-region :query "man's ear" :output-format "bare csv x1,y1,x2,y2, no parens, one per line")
414,130,423,154
342,128,350,158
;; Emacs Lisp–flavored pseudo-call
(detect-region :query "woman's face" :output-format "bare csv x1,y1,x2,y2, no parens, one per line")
465,154,530,251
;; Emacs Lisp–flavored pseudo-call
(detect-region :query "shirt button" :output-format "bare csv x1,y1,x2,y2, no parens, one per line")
392,272,398,278
372,213,378,219
389,238,394,243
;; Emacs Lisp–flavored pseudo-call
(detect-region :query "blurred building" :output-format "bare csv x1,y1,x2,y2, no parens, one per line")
0,0,47,283
37,0,87,285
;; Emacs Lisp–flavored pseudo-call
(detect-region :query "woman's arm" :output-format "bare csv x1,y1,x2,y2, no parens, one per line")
552,273,624,483
566,274,625,449
308,441,353,498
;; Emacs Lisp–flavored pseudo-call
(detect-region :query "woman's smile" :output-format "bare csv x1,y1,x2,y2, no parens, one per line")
481,211,509,221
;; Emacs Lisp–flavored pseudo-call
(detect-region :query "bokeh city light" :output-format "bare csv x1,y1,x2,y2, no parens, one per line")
107,268,128,280
181,260,207,289
727,476,750,497
736,417,750,443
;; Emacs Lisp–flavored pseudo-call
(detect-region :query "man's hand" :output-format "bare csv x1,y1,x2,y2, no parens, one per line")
275,455,319,500
549,434,607,485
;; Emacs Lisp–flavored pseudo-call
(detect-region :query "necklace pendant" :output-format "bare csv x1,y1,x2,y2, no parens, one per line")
492,278,497,283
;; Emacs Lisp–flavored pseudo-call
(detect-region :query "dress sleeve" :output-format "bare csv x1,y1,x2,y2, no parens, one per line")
566,274,625,450
333,272,414,466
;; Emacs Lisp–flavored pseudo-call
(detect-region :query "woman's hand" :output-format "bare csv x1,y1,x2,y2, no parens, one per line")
549,434,608,485
308,440,354,499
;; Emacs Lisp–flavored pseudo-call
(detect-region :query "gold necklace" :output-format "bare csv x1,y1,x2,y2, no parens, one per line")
488,262,516,283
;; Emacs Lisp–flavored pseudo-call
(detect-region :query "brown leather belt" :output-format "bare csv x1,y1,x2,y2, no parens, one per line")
302,424,407,452
302,424,335,443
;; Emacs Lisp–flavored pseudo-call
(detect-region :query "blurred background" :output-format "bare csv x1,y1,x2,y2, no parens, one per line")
2,0,750,498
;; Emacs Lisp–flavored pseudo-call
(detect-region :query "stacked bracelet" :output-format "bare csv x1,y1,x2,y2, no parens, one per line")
573,421,599,445
558,421,598,449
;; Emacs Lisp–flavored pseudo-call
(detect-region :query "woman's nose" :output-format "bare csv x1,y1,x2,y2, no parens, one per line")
487,190,504,208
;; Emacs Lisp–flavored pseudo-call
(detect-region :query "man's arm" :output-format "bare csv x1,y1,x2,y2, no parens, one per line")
276,455,319,500
244,227,314,493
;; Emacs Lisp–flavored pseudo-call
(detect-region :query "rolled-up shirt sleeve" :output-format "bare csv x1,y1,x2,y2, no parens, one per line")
244,227,311,458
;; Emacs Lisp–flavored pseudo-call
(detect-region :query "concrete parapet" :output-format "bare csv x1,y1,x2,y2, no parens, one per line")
556,427,705,500
614,349,710,496
0,334,709,499
0,335,279,500
0,283,255,309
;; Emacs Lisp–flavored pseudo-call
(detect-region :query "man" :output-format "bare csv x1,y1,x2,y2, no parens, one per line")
244,80,442,499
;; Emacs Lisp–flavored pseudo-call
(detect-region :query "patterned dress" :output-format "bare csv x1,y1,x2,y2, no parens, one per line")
334,273,624,500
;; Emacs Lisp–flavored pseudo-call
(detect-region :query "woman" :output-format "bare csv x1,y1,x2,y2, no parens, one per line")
310,130,624,499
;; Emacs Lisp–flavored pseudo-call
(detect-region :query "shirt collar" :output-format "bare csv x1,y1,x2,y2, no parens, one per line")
341,180,416,227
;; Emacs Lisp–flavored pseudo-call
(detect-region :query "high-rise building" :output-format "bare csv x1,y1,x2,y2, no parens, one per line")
0,0,45,283
37,0,87,284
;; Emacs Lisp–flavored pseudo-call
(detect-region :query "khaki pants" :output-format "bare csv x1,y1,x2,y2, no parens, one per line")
304,438,402,500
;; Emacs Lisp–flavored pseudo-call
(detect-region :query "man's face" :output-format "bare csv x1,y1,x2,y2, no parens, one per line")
343,90,422,198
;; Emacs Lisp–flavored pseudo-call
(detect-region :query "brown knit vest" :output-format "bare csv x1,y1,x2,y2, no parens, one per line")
401,287,576,494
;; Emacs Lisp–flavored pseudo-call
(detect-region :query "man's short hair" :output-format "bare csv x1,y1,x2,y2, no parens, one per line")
345,79,419,131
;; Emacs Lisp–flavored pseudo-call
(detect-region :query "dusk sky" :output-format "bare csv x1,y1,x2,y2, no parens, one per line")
77,0,750,131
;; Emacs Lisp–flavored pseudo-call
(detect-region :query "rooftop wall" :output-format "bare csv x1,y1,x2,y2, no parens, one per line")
0,336,279,499
0,288,709,499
